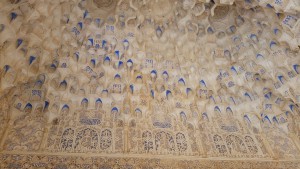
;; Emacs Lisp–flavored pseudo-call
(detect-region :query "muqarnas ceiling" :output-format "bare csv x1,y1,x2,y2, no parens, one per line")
0,0,300,168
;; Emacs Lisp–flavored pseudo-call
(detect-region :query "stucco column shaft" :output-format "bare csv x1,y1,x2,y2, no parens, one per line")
260,133,277,159
289,133,300,153
0,119,11,151
39,125,50,151
124,125,129,153
195,129,207,157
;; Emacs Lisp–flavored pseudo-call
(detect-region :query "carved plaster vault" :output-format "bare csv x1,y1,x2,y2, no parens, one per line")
0,0,300,168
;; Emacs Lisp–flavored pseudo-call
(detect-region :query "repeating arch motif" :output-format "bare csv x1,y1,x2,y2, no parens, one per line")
74,128,98,150
213,134,228,154
244,136,259,154
61,128,75,151
155,131,176,152
100,129,113,150
176,132,187,152
142,131,153,152
225,135,247,154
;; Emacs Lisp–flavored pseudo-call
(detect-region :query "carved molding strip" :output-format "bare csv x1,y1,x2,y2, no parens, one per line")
1,153,300,169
